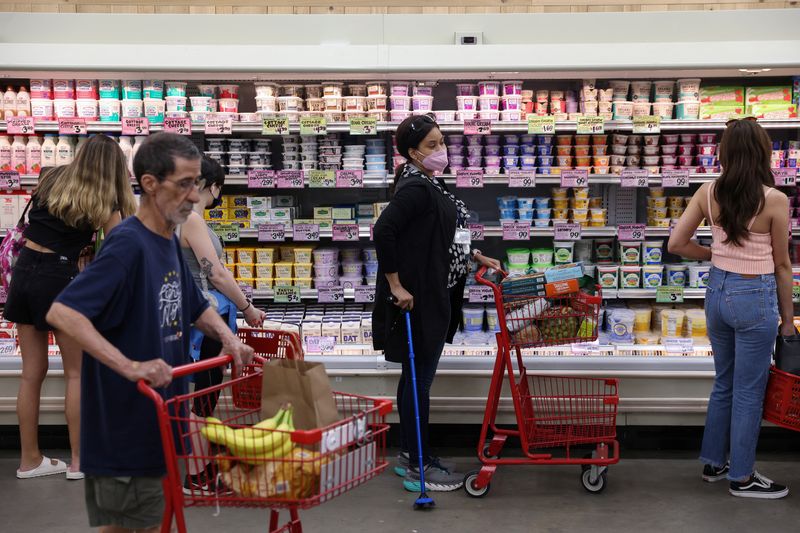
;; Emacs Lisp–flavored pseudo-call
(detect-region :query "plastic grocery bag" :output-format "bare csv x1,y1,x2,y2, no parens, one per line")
260,358,340,430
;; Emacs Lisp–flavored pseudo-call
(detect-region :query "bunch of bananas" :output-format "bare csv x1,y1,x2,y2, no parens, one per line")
200,405,295,465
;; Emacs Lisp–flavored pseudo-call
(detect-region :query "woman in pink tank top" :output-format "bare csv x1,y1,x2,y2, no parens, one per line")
668,119,793,499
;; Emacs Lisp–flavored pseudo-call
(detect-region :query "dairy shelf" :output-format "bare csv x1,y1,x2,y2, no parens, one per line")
3,118,800,135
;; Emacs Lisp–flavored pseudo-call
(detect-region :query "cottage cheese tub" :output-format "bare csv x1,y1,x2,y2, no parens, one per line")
99,99,120,122
143,98,165,124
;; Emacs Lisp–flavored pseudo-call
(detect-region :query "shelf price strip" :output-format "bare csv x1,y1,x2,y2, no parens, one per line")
468,285,494,303
576,116,604,135
620,169,650,188
317,287,344,304
560,169,588,188
276,170,304,188
662,169,690,188
527,116,555,135
7,117,35,135
204,115,233,135
456,169,483,188
58,118,87,135
468,223,484,241
464,119,492,135
257,223,286,242
632,115,661,135
306,335,337,353
502,222,531,241
349,117,377,135
262,117,290,136
300,116,327,136
508,170,535,188
0,171,21,191
354,285,376,303
122,117,149,136
336,169,364,188
248,169,275,189
308,170,335,188
618,223,646,241
773,168,797,187
332,223,360,242
293,223,320,242
274,285,301,303
657,286,685,304
554,222,581,241
164,117,191,135
664,337,693,355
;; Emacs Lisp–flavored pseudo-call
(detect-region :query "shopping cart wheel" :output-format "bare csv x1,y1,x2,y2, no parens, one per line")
581,468,607,494
463,471,491,498
482,444,498,459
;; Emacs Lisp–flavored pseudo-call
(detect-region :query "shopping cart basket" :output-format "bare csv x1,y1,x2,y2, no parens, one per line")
138,329,391,533
463,267,620,497
764,365,800,432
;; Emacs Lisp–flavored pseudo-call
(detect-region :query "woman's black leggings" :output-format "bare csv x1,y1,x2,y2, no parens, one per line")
396,338,445,465
192,316,228,417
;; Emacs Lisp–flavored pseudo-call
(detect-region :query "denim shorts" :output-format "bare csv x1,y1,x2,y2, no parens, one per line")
3,247,77,331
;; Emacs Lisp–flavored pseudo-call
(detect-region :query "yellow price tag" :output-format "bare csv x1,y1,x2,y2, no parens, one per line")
349,117,378,135
576,116,605,135
300,116,327,136
527,116,556,135
262,117,290,136
633,115,661,134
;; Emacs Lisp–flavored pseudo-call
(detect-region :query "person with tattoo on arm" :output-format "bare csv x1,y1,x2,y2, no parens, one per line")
178,156,265,494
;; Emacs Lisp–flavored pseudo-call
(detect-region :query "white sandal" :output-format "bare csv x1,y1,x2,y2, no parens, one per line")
66,468,85,481
16,456,68,479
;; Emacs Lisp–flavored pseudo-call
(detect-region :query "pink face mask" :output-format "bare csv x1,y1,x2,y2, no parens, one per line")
419,149,449,174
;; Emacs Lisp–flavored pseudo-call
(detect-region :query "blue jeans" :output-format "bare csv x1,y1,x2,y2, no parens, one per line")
700,266,778,481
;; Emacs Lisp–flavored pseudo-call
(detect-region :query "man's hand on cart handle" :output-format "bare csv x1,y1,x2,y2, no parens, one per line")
126,359,173,388
221,334,255,376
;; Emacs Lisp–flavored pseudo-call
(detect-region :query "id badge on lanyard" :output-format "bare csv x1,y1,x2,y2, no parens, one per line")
454,227,471,253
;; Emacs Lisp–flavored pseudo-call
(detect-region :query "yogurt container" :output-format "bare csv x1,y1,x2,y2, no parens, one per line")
553,241,575,264
621,266,642,288
463,306,485,332
607,308,636,343
218,84,239,99
389,82,410,96
652,101,674,119
197,84,217,97
143,99,165,123
689,264,711,288
686,309,707,338
530,248,553,266
122,80,142,100
456,83,476,96
609,80,630,101
597,265,619,288
165,96,187,112
53,79,75,99
677,79,701,101
619,241,642,265
661,309,686,338
478,81,501,96
653,81,675,102
612,101,634,120
255,83,280,97
53,99,76,118
675,101,700,120
412,96,434,112
30,79,53,99
642,265,664,288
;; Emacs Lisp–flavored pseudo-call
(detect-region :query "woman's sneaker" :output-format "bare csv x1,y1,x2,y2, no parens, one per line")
394,452,457,477
702,462,730,482
729,472,789,499
403,462,463,492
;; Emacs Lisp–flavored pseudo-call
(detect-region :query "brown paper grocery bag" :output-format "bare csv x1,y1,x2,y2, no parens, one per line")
260,358,340,430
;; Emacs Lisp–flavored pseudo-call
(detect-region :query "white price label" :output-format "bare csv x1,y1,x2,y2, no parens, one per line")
468,285,494,303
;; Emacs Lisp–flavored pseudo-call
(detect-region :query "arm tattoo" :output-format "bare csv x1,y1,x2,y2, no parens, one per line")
199,257,215,279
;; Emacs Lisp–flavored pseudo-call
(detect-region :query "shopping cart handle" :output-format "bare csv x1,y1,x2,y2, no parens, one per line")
475,266,507,289
136,355,235,398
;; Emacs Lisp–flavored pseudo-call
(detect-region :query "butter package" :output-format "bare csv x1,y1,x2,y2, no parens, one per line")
746,86,792,105
748,103,798,119
699,103,744,120
699,86,744,105
275,262,294,278
357,203,375,217
269,208,292,221
332,207,354,220
272,195,296,207
255,247,276,264
294,263,313,278
224,249,237,264
255,277,273,290
314,207,333,219
544,262,585,284
362,316,373,344
247,197,270,209
293,247,315,264
500,272,546,296
279,246,294,262
255,264,274,278
231,208,250,220
237,277,255,288
230,195,249,208
236,248,255,264
250,210,270,224
294,277,313,289
236,264,255,279
544,278,580,298
206,208,227,220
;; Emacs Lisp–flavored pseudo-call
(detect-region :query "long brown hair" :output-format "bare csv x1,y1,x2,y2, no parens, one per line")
714,119,775,246
36,134,137,229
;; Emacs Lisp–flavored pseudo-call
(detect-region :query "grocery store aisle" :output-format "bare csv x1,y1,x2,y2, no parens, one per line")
3,452,800,533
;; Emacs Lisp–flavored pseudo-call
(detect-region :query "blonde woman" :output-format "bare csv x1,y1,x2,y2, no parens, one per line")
4,134,136,480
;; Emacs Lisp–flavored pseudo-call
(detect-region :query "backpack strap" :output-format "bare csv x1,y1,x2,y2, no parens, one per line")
16,196,33,228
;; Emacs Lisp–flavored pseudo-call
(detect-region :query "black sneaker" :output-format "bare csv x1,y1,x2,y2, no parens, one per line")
702,462,730,482
729,472,789,499
183,467,234,497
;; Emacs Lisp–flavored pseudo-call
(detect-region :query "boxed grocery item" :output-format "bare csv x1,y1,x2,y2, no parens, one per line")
544,279,579,297
230,195,249,207
269,208,292,222
341,318,362,344
232,208,250,220
699,86,744,104
0,196,18,229
361,316,373,344
206,208,227,220
748,103,798,119
332,207,354,220
272,195,296,207
357,203,375,217
247,197,269,209
544,262,584,283
500,272,546,296
699,102,744,120
314,207,333,219
321,319,341,342
746,86,792,105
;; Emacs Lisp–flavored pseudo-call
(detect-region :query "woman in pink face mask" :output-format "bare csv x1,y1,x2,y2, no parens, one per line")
372,113,501,492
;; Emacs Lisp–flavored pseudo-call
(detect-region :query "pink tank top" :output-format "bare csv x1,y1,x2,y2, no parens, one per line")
707,182,775,275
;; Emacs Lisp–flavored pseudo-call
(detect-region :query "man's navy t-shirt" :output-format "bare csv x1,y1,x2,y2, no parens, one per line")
56,216,208,477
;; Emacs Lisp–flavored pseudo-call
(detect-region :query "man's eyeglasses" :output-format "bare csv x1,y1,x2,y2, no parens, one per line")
163,176,202,193
409,113,437,132
726,115,757,127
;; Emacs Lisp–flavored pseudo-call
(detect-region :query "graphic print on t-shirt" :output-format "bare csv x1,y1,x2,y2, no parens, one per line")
159,269,183,343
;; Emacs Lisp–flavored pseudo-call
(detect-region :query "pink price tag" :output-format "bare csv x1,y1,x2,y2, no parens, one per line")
468,223,484,241
464,119,492,135
248,169,275,189
468,285,494,303
163,117,191,135
618,223,646,241
336,169,364,188
306,336,336,353
121,117,149,136
502,222,531,241
554,223,581,241
456,169,484,188
6,116,35,135
276,170,304,188
317,287,344,304
332,223,360,242
204,115,233,135
508,170,535,188
662,169,690,188
0,171,21,190
620,169,649,187
354,285,376,303
773,168,797,187
560,169,589,188
58,118,87,135
293,223,320,242
257,223,286,242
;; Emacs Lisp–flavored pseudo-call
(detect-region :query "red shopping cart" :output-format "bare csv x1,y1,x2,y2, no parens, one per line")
138,329,391,533
463,268,620,497
763,365,800,431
